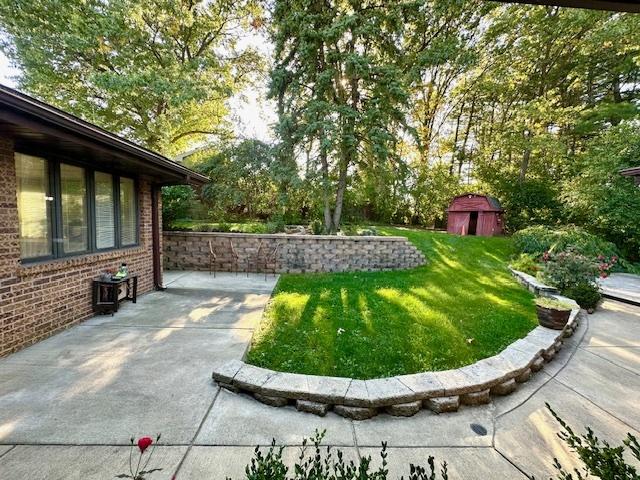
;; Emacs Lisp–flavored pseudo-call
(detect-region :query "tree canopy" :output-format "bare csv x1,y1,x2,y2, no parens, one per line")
0,0,262,154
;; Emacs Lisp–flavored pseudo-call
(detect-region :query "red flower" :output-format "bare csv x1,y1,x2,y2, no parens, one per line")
137,436,153,453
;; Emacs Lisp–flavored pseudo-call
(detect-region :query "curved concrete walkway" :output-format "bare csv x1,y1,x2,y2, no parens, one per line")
0,271,638,479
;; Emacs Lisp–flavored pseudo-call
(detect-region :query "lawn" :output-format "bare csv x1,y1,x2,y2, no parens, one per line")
245,228,538,379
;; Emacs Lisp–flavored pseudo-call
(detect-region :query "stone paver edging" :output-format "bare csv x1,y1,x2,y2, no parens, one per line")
212,270,581,420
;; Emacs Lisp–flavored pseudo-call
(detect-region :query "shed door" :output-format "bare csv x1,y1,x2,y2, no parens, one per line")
478,212,497,236
449,212,470,235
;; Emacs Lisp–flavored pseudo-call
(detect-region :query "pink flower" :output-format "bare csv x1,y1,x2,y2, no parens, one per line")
137,436,153,453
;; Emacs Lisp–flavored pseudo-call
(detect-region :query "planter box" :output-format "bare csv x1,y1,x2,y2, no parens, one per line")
536,305,571,330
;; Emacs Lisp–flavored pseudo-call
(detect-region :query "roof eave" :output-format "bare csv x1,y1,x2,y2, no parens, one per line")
490,0,640,13
0,85,209,186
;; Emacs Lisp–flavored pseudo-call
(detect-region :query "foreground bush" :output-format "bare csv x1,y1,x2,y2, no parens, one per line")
547,403,640,479
236,431,448,480
226,411,640,480
123,405,640,479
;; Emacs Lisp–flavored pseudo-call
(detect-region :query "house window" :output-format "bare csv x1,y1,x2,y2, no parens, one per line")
15,153,52,259
119,177,137,246
14,153,139,261
60,163,88,253
94,172,116,249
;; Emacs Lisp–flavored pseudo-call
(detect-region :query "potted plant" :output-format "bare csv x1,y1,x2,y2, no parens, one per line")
535,297,574,330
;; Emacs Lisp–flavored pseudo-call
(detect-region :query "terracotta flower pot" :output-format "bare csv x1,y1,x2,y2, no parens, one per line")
536,305,571,330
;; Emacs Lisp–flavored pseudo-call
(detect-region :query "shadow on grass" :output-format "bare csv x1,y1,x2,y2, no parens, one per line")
246,229,537,379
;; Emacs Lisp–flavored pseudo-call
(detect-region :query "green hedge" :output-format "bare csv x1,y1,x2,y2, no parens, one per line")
513,225,619,259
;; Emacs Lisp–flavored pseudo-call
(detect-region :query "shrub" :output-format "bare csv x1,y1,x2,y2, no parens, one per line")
266,218,286,234
510,253,541,275
562,283,602,311
230,430,448,480
309,219,324,235
161,185,196,225
358,227,379,236
546,403,640,479
513,225,619,260
540,250,599,292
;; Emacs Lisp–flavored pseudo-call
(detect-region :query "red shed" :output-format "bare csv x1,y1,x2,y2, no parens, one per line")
447,193,504,236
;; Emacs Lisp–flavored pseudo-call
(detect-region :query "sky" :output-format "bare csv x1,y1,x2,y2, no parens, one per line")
0,46,276,145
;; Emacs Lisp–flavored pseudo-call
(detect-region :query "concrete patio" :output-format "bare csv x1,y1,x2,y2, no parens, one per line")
600,272,640,305
0,271,639,479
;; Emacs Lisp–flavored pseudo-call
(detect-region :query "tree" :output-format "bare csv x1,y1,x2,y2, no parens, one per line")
198,139,283,220
0,0,263,154
563,123,640,260
269,0,414,233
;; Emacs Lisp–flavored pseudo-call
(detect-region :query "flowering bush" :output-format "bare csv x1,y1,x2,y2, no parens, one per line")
116,434,162,480
540,250,603,311
540,250,599,292
597,254,618,279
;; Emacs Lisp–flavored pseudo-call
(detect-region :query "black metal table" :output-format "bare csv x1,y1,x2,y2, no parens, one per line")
92,275,138,315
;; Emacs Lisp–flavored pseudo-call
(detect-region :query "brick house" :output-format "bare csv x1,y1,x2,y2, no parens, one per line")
0,85,207,357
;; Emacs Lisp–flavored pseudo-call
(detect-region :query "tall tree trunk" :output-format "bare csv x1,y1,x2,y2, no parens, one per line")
319,143,333,233
332,155,349,232
519,130,531,183
450,102,464,175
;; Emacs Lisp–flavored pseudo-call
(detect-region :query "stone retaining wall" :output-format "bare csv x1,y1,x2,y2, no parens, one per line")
211,271,581,419
163,232,426,274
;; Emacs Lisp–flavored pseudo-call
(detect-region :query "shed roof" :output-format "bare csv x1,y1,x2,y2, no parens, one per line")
448,193,503,212
0,84,208,186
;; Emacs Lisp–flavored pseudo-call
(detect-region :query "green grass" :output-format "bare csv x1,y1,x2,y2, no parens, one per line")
245,227,538,379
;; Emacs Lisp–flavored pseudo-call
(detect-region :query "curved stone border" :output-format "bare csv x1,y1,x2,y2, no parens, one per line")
211,270,580,419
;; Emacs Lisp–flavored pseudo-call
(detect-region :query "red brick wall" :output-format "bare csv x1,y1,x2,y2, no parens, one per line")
0,136,160,357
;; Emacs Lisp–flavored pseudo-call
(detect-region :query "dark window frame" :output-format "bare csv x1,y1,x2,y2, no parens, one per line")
16,151,140,263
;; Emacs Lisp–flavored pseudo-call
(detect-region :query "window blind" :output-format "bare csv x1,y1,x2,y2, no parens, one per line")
120,177,137,246
15,153,52,259
94,172,115,249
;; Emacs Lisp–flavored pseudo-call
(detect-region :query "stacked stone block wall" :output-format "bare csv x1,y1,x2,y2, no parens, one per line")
163,232,426,273
0,135,159,357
